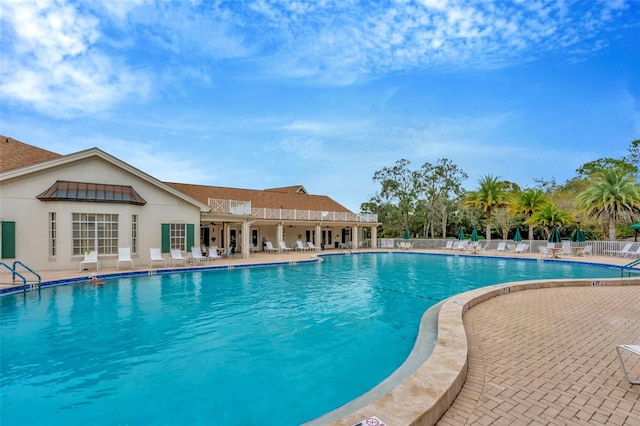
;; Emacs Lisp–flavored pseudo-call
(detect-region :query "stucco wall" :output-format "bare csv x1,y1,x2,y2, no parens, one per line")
0,157,201,271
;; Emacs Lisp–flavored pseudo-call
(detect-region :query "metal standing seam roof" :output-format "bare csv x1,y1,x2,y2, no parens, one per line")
36,181,147,205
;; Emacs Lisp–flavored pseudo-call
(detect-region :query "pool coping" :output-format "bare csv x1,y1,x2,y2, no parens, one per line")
321,275,640,426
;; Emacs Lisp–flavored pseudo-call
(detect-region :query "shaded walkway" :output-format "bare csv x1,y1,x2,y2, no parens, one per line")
438,286,640,425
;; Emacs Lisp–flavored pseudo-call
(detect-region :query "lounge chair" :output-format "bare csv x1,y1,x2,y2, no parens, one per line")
116,247,134,270
494,242,507,253
400,241,413,250
191,246,208,263
79,250,99,272
264,241,278,253
626,246,640,259
606,242,633,257
170,249,188,266
440,240,454,250
561,241,572,256
514,243,529,254
208,249,222,261
295,240,309,252
454,240,469,251
278,241,293,252
616,345,640,384
581,245,592,256
149,248,165,267
538,246,552,258
307,241,320,251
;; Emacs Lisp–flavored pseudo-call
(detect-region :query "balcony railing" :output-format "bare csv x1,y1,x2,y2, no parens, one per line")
207,198,377,223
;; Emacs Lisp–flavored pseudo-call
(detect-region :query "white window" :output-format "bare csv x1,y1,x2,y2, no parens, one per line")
49,212,56,257
131,215,138,254
170,223,186,250
72,213,119,256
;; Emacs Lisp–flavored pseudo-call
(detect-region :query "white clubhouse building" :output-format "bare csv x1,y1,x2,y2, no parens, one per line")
0,136,378,271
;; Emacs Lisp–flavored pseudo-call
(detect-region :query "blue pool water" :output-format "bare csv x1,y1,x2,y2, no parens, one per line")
1,254,619,425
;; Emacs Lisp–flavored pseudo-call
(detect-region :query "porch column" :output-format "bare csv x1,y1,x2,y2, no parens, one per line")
371,225,377,249
315,224,322,248
277,223,283,245
242,220,250,259
351,225,359,250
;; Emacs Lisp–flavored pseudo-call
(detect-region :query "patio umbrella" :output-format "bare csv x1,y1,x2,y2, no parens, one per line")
470,227,479,242
631,222,640,242
403,229,410,240
548,225,561,243
513,228,522,242
458,229,466,240
569,227,586,242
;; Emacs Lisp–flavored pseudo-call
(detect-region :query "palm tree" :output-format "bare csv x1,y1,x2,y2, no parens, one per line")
509,189,548,240
527,203,573,237
462,175,509,240
575,166,640,240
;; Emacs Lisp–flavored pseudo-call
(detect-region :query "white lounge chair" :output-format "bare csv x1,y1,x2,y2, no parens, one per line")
149,248,165,268
440,240,454,250
626,246,640,259
561,241,572,256
264,241,278,253
454,240,469,251
492,242,506,253
208,248,222,261
616,345,640,384
581,245,592,256
170,249,188,266
514,243,529,254
191,246,208,263
79,250,99,272
307,241,320,251
295,240,309,252
606,242,633,257
538,246,552,258
117,247,134,270
278,241,293,252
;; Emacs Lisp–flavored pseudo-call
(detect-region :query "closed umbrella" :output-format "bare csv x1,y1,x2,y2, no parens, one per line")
569,227,586,242
548,225,561,243
470,227,479,242
513,228,522,242
458,229,466,240
403,229,410,240
631,223,640,242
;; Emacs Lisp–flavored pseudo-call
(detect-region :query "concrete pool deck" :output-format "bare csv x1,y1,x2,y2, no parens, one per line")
2,249,639,425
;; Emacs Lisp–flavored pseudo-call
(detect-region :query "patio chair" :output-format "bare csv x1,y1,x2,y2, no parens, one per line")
191,246,208,263
561,241,572,256
494,242,507,253
264,241,278,253
514,243,529,254
606,242,633,257
149,248,165,267
170,249,188,266
616,345,640,385
581,245,593,256
627,245,640,259
208,248,222,261
440,240,454,250
307,241,320,251
278,241,293,252
116,247,134,270
295,240,309,252
538,246,552,258
454,240,469,251
79,250,100,272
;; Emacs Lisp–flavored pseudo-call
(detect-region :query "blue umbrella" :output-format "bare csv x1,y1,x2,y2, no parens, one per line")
458,229,466,240
470,227,479,242
513,228,522,242
548,226,561,243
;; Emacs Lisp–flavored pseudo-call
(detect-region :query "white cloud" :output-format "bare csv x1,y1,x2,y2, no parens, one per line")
0,0,150,118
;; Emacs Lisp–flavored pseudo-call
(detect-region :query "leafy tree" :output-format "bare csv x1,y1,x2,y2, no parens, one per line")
509,189,548,240
526,203,573,237
575,166,640,240
493,207,514,240
462,175,509,240
419,158,467,238
372,159,420,235
576,158,637,179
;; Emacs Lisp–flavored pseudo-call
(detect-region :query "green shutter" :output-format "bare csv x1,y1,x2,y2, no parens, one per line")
1,221,16,259
187,224,194,251
161,224,170,253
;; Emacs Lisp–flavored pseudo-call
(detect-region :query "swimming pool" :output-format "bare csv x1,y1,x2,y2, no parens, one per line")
0,253,619,425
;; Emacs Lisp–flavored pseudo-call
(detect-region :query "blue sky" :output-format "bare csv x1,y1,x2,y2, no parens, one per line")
1,0,639,212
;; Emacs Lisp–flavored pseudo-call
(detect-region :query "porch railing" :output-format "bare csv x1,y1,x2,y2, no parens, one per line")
207,198,377,223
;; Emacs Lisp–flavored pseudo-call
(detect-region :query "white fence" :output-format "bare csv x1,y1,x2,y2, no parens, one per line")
375,238,639,257
207,198,378,223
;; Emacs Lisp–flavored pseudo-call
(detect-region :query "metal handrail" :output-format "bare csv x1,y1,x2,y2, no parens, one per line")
620,258,640,277
12,260,41,292
0,262,28,293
